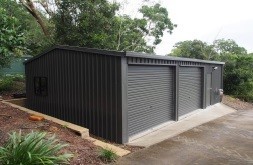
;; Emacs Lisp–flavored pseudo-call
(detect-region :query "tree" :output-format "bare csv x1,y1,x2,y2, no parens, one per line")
53,0,119,49
53,1,176,53
114,4,176,53
170,40,216,60
1,0,54,55
19,0,49,36
213,39,247,55
0,8,25,68
5,0,175,54
221,54,253,101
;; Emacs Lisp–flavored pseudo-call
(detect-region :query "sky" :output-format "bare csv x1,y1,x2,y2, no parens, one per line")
115,0,253,55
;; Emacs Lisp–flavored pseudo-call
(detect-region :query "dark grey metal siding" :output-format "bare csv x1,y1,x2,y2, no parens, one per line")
211,65,222,104
206,74,211,107
25,49,123,143
178,67,203,117
127,65,174,137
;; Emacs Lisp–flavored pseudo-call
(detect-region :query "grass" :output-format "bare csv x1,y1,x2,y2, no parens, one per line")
0,131,73,165
62,124,69,129
99,148,118,163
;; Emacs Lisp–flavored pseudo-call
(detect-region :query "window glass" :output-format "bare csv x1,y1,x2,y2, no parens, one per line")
34,77,48,96
40,77,48,96
34,77,41,95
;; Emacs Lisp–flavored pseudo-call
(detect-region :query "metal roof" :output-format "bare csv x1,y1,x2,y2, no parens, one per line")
24,45,225,65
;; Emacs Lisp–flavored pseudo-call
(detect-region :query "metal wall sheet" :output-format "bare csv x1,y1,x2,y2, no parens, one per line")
26,49,123,143
127,65,174,137
178,67,203,116
211,65,222,104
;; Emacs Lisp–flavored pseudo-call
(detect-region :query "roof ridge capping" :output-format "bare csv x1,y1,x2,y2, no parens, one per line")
126,51,225,65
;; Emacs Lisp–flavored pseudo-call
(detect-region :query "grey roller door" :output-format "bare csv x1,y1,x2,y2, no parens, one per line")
128,65,174,137
179,67,202,117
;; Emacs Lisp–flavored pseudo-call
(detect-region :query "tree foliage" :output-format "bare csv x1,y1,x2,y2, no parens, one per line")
1,0,54,55
53,1,176,53
1,0,176,55
170,39,253,102
108,3,176,53
220,54,253,102
0,7,25,68
171,40,216,60
53,0,119,49
213,39,247,55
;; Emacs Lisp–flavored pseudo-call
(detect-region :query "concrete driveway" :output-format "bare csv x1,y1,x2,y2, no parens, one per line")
117,109,253,165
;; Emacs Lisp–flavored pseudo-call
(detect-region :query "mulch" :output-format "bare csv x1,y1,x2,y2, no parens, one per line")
0,101,103,164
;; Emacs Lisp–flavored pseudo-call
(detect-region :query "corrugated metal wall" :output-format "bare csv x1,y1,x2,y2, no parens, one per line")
178,67,203,117
26,49,123,143
127,65,174,137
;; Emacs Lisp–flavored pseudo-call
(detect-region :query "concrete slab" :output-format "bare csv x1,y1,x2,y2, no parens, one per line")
128,103,236,147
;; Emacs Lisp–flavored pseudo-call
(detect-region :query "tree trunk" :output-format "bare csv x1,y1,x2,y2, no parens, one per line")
20,0,49,36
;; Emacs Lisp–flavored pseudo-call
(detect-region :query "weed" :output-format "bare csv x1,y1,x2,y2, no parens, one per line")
99,148,118,163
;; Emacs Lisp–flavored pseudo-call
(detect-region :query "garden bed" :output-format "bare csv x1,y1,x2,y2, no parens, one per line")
0,101,103,164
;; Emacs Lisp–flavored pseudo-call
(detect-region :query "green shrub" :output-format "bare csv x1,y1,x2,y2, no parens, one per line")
99,148,118,162
0,131,73,165
0,76,14,92
0,74,26,92
11,74,25,82
235,93,253,103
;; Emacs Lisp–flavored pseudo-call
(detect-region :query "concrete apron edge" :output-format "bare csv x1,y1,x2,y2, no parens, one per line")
1,100,130,157
128,103,237,147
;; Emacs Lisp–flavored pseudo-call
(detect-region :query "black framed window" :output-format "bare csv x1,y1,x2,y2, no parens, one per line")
34,77,48,96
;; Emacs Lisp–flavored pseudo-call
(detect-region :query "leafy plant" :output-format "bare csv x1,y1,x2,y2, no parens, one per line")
0,7,25,68
11,74,25,82
99,148,118,162
0,75,26,93
0,76,14,92
0,131,73,165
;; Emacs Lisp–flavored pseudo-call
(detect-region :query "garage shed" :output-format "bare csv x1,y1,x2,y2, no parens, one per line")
25,46,224,143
